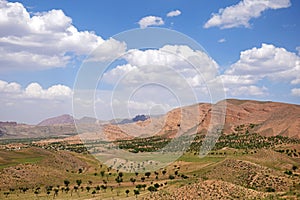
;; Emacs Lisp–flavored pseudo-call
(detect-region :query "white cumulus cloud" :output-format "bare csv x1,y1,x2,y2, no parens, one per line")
88,38,127,62
103,45,219,88
0,80,72,100
24,83,72,99
222,43,300,97
167,10,181,17
204,0,291,29
138,16,164,29
0,80,21,93
0,80,73,123
226,43,300,84
96,45,223,120
0,0,125,71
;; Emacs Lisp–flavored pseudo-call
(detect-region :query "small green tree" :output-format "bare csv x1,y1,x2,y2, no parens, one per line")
130,178,136,185
145,172,151,178
76,179,82,187
101,185,107,192
4,192,10,198
100,171,105,177
64,180,70,187
125,189,130,197
169,175,175,180
95,185,100,193
147,186,157,193
133,189,140,198
115,176,123,186
118,172,124,178
136,184,143,191
54,189,59,197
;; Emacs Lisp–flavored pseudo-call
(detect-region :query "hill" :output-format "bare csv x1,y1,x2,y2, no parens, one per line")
103,99,300,140
0,99,299,141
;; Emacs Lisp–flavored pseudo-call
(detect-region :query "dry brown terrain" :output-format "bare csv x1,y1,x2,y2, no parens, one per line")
142,180,270,200
103,99,300,140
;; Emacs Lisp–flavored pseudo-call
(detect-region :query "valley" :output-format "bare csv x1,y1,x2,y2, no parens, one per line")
0,99,300,199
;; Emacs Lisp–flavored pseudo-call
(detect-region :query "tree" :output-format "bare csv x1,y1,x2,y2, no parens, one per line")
145,172,151,178
162,170,167,176
74,186,78,193
53,188,59,197
100,170,105,177
125,189,130,197
136,184,142,191
76,179,82,187
86,186,91,193
133,189,140,198
141,177,145,182
96,185,100,193
4,192,10,198
154,183,160,189
115,176,123,186
142,184,147,191
101,185,107,192
147,186,157,193
34,190,40,197
64,180,70,187
22,187,28,193
169,175,175,180
130,178,136,185
292,165,298,171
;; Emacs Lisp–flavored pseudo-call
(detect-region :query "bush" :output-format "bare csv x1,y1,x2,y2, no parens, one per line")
169,175,175,180
266,187,275,192
284,170,293,175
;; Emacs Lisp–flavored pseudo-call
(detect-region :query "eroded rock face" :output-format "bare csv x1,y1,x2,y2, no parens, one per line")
223,100,300,138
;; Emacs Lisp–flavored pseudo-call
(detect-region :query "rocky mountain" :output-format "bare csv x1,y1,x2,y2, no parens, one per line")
0,99,299,140
103,99,300,139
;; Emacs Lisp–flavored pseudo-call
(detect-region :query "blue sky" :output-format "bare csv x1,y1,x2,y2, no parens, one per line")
0,0,299,123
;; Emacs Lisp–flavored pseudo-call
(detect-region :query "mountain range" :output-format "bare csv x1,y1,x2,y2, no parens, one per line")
0,99,299,140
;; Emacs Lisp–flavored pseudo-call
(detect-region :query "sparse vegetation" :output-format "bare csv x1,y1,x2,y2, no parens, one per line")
1,124,300,200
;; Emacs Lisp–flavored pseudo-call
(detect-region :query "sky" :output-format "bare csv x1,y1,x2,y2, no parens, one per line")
0,0,299,124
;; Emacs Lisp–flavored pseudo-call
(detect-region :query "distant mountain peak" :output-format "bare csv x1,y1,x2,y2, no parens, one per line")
132,114,150,122
37,114,74,126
